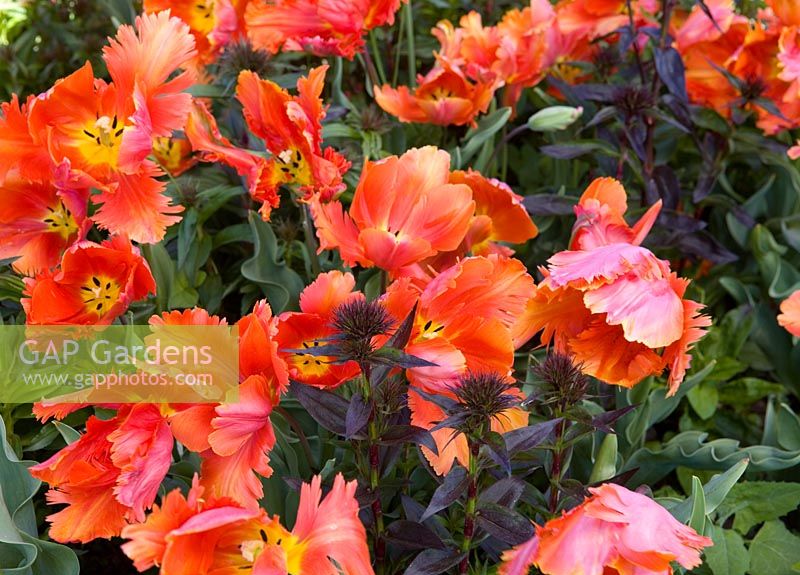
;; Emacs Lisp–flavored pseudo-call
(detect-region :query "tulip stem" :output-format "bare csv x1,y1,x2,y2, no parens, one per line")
301,203,321,277
274,406,315,470
404,0,416,86
488,123,530,171
369,31,388,85
460,438,480,574
361,49,381,93
392,9,405,86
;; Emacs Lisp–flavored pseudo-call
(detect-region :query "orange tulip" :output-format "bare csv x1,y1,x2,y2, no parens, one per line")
374,62,498,127
519,178,709,393
29,405,173,542
236,66,351,204
500,483,712,575
381,255,534,474
121,473,374,575
15,12,197,242
152,136,196,176
184,99,281,219
555,0,659,41
144,0,240,70
312,146,475,274
495,0,563,108
450,169,538,256
246,0,404,59
22,236,156,325
0,167,90,275
157,305,283,508
675,0,800,135
0,95,53,183
276,271,362,388
571,177,661,250
769,0,800,26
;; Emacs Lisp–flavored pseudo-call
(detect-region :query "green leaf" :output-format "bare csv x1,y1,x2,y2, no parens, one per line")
687,382,719,420
241,211,304,313
716,482,800,534
51,422,80,445
0,416,79,575
776,403,800,451
589,433,617,483
717,378,784,407
749,521,800,575
142,243,174,313
705,526,748,575
623,431,799,486
186,83,226,98
453,107,511,168
669,458,747,523
322,123,360,140
689,476,707,533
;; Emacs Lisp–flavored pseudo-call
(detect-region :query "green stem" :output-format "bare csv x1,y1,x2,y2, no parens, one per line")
361,49,381,93
369,31,388,85
404,0,416,86
301,203,321,277
392,8,405,86
274,405,315,470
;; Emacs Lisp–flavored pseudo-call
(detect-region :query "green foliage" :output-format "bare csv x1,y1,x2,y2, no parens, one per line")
0,416,79,575
748,522,800,575
716,482,800,534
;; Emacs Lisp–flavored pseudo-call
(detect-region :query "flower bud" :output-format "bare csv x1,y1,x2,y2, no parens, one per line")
527,106,583,132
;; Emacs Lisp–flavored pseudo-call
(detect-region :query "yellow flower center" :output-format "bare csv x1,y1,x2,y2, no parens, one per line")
275,148,313,187
192,0,217,35
417,317,445,340
241,523,307,574
430,87,454,101
153,137,184,172
81,275,121,316
290,339,331,377
42,201,78,239
79,115,125,168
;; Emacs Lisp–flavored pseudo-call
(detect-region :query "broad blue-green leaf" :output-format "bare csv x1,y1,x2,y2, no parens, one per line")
0,416,79,575
623,432,796,486
669,458,747,523
589,433,617,483
241,211,304,313
452,107,511,168
776,403,800,451
52,422,79,445
689,476,707,533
